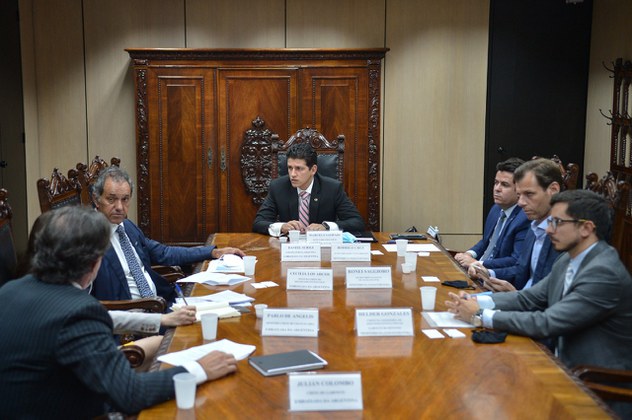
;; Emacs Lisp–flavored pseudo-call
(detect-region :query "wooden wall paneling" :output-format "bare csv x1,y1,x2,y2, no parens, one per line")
217,68,298,232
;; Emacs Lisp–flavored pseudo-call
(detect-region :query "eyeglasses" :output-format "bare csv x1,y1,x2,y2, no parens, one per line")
546,217,587,231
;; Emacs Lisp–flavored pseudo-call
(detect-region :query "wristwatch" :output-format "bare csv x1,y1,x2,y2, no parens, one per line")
470,308,484,327
322,222,330,230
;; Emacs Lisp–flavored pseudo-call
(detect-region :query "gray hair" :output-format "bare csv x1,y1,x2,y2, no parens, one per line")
93,166,134,199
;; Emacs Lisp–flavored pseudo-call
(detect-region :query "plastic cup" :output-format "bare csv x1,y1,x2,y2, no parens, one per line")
254,303,268,319
173,372,197,409
201,313,218,340
420,286,437,311
395,239,408,256
288,230,300,242
402,263,413,274
404,252,417,269
243,256,256,276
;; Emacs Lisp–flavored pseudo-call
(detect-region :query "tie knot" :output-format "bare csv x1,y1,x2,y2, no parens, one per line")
499,212,507,221
300,191,310,200
116,224,124,234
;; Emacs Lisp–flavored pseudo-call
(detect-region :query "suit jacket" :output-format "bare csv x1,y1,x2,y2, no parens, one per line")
469,205,530,270
492,226,560,289
0,275,187,418
110,310,161,334
491,241,632,370
91,219,214,304
252,173,365,234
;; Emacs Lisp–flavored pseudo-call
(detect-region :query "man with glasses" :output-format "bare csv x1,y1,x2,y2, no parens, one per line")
469,159,562,291
446,189,632,417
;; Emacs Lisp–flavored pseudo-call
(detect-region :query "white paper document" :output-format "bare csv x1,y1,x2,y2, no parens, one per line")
422,329,445,339
178,271,250,286
206,254,245,273
421,276,441,283
157,339,256,366
382,243,441,253
422,311,475,328
172,301,241,320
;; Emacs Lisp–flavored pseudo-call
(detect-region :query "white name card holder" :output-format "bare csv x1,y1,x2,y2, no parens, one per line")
331,243,371,262
281,243,322,262
289,372,363,412
355,308,414,336
287,268,334,291
306,230,343,247
261,308,319,337
346,267,392,289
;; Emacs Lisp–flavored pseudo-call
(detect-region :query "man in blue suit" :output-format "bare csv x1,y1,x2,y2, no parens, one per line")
455,158,529,271
470,159,563,291
91,166,244,304
0,206,237,418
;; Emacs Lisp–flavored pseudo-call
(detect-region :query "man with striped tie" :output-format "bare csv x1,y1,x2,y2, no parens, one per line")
253,143,365,236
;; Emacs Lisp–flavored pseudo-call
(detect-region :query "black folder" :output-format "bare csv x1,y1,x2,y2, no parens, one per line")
248,349,328,377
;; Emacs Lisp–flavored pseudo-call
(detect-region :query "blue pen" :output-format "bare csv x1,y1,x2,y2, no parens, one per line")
174,283,189,305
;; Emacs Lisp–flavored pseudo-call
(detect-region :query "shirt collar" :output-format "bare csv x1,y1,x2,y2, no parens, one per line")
568,241,598,274
501,203,518,218
297,178,315,195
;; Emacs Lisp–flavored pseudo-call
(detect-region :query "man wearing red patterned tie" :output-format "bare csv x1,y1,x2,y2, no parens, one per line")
253,143,365,236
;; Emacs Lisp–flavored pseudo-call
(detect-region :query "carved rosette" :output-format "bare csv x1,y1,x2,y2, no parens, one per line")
240,117,276,205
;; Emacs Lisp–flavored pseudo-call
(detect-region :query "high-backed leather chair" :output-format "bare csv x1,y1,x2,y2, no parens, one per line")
0,188,17,286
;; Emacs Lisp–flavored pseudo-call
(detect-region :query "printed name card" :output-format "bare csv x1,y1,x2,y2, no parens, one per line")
330,243,371,262
306,230,343,247
281,243,321,261
345,267,392,289
289,372,363,412
262,308,319,337
287,268,333,291
355,308,414,336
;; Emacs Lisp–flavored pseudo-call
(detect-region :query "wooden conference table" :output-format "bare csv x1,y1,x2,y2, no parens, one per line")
140,233,610,419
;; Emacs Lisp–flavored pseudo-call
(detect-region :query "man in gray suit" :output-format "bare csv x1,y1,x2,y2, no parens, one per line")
0,206,237,418
446,189,632,417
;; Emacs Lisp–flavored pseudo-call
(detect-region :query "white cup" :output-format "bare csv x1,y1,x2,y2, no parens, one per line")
173,372,197,409
254,303,268,319
402,263,413,274
395,239,408,256
288,230,300,242
404,252,417,269
201,313,218,341
243,256,256,276
420,286,437,311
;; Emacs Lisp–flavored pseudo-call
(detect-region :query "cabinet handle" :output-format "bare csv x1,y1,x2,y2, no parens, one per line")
207,148,213,169
220,148,226,172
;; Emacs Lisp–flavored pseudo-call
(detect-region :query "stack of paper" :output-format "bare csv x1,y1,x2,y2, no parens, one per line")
421,312,474,328
158,339,256,366
207,254,245,273
173,301,241,320
177,271,250,286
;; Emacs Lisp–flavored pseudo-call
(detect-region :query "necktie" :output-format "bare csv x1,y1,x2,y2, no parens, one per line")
481,212,507,261
298,191,310,229
562,264,574,296
116,225,154,298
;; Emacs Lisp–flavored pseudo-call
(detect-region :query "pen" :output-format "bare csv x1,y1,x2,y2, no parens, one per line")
174,283,189,305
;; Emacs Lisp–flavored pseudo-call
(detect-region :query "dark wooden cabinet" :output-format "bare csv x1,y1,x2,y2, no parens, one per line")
127,49,387,245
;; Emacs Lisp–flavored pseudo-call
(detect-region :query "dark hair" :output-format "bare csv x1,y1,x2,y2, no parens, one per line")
286,143,318,168
30,206,111,284
514,158,563,190
93,166,134,199
550,189,612,241
496,157,525,174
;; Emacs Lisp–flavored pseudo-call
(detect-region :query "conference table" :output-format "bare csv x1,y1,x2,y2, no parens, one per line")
140,233,610,419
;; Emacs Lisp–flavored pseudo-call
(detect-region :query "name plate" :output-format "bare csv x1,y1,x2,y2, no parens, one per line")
346,267,392,289
331,243,371,261
287,268,333,291
281,243,321,262
306,230,343,247
262,308,319,337
289,372,363,412
355,308,414,336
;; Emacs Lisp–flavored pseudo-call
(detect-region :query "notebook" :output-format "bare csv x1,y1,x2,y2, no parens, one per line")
248,349,328,377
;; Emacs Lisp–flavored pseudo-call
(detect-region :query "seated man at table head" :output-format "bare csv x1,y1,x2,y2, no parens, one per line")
469,158,563,292
0,206,237,418
90,166,245,304
446,189,632,418
252,142,365,236
454,157,530,270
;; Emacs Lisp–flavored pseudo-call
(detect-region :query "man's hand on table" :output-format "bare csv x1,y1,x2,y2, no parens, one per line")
212,247,246,258
162,305,197,327
197,351,238,381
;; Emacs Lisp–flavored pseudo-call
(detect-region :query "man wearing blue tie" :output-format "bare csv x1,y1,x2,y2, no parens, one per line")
455,158,529,271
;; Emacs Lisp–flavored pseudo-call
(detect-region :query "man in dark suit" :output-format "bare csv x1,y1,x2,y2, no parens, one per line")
0,206,237,418
470,159,562,291
447,190,632,418
455,158,530,270
90,166,244,304
252,143,365,236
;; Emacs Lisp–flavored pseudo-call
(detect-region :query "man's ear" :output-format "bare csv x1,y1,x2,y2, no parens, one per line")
548,181,561,195
310,164,318,175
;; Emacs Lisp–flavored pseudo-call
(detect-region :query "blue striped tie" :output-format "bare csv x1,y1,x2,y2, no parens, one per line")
116,225,154,298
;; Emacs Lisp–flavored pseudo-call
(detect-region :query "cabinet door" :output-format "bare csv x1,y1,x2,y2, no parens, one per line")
145,68,217,244
217,68,298,232
299,67,373,227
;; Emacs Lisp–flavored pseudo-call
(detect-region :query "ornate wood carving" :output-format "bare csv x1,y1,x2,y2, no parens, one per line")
134,68,151,231
0,188,12,222
36,168,82,213
367,61,382,231
240,117,279,206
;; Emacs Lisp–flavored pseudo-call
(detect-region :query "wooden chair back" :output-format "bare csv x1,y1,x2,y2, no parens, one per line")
36,168,82,213
76,155,120,206
0,188,17,285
